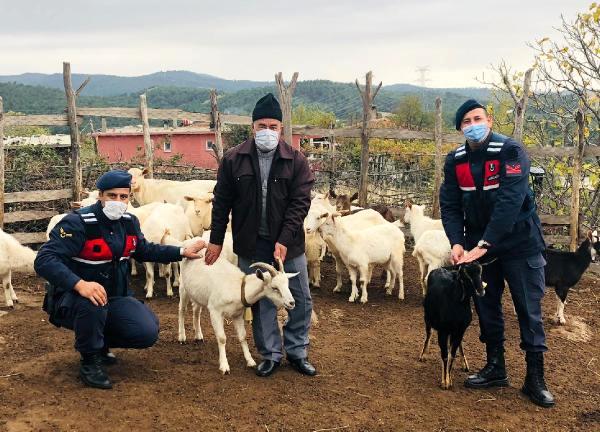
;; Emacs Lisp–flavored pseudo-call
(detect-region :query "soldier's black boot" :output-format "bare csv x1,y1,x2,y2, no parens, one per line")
464,345,509,389
79,353,113,389
521,351,555,408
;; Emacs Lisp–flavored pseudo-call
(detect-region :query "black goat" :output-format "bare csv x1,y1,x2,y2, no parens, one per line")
419,262,486,389
545,230,599,325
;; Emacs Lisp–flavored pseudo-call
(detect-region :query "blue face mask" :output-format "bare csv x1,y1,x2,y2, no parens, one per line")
462,123,489,143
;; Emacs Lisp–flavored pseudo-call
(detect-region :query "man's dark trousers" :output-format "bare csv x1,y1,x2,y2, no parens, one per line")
474,253,547,352
54,292,160,354
238,237,312,363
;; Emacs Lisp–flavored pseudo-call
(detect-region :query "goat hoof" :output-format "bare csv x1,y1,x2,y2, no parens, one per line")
360,297,368,304
418,356,425,362
178,340,186,345
195,338,204,344
220,367,230,375
13,299,19,304
333,287,341,293
385,289,392,295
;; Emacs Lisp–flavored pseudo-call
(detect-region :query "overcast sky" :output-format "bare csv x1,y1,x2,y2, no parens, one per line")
0,0,591,88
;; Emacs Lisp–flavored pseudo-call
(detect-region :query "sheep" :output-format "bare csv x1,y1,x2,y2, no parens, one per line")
182,192,213,236
178,246,297,374
419,263,486,389
316,212,405,303
128,167,216,205
305,230,326,288
403,201,444,242
412,230,452,296
329,189,397,222
305,206,390,293
544,230,600,325
0,230,37,308
140,203,193,298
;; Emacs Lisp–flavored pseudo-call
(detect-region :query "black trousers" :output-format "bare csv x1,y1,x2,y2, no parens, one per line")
54,291,159,355
474,253,548,353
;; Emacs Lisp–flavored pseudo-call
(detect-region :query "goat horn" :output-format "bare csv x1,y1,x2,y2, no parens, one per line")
250,262,278,277
276,257,285,273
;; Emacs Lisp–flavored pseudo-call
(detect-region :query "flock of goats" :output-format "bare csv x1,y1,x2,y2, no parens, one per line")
0,167,599,386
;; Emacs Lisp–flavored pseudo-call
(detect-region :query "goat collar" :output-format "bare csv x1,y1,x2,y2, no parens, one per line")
241,275,252,308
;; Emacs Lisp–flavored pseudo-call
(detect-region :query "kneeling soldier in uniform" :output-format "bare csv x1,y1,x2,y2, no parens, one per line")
35,170,205,389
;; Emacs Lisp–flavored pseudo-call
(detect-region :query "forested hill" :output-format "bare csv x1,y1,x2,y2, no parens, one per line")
0,80,490,124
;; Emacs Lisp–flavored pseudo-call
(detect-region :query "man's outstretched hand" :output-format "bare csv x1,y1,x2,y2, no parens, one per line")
205,243,223,265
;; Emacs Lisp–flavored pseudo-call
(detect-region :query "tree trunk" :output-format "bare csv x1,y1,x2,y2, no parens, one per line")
140,94,154,178
275,72,299,146
431,97,443,219
210,89,224,163
63,62,82,202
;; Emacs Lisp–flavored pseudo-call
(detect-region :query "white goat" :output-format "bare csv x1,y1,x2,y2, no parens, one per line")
128,168,216,205
0,230,37,308
403,202,444,242
412,230,452,295
140,203,192,298
178,244,297,374
317,212,405,303
305,208,390,293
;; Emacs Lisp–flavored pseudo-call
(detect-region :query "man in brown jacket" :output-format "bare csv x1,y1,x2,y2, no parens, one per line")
206,93,316,377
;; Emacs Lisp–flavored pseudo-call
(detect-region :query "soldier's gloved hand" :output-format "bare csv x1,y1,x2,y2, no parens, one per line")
451,244,465,264
182,239,207,259
74,280,108,307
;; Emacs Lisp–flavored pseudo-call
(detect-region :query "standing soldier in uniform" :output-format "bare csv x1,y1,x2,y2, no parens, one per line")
206,94,316,377
439,99,555,407
35,170,205,389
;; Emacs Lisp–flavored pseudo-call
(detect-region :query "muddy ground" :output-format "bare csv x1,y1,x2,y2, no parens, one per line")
0,254,598,432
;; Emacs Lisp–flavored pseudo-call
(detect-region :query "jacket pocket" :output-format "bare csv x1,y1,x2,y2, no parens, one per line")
526,253,546,269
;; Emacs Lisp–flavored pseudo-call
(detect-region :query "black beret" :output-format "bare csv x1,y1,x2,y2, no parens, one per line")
96,170,132,191
252,93,282,122
455,99,485,130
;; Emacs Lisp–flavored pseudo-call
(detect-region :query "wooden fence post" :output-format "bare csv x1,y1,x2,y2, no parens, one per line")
275,72,299,146
101,117,107,132
140,93,154,178
355,71,382,207
63,62,82,202
210,89,224,163
570,109,586,251
0,96,4,229
431,97,443,218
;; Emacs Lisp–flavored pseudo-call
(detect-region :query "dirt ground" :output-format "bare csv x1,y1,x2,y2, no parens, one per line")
0,254,599,432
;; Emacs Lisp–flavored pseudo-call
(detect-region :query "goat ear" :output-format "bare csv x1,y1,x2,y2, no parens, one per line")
329,189,337,198
586,230,593,240
404,199,412,209
350,192,359,202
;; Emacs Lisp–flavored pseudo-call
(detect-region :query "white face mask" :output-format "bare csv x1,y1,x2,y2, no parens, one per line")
255,129,280,152
103,200,128,220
